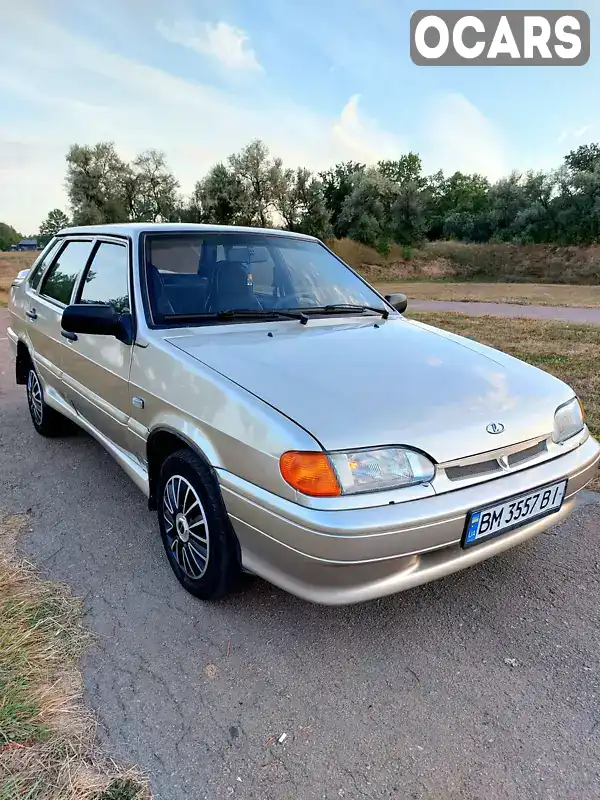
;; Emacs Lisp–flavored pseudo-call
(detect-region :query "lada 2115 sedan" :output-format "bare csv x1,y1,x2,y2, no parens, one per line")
7,224,600,604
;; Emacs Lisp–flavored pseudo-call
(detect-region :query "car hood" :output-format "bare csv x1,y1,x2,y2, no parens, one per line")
166,317,573,463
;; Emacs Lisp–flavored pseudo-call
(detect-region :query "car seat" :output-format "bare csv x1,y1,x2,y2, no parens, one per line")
146,264,175,318
207,261,262,313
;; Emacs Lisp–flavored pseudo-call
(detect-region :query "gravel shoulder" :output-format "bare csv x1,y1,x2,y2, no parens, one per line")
377,282,600,309
407,299,600,324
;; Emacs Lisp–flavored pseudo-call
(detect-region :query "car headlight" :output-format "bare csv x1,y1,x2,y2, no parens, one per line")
279,447,435,497
553,397,585,444
330,447,435,494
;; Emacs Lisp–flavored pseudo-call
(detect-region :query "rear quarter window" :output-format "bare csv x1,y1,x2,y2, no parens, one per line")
28,241,62,291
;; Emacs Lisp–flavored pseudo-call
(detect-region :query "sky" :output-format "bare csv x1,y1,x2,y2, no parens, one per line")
1,0,598,233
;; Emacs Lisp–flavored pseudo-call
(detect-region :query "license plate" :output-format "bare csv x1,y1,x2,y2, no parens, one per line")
462,479,567,548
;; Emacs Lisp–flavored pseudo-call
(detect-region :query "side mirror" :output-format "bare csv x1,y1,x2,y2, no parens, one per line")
385,292,408,314
61,304,133,345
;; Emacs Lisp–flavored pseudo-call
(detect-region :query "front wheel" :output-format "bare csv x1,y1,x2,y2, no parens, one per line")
157,449,241,600
26,366,69,437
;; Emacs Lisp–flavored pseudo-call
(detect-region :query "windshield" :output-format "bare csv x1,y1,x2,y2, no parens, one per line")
144,233,389,323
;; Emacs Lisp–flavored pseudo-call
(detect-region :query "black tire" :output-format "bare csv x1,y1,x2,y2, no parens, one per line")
157,448,241,600
26,365,70,437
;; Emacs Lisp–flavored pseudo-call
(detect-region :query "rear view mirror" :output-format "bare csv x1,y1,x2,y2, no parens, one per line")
227,246,269,264
62,304,133,345
385,293,408,314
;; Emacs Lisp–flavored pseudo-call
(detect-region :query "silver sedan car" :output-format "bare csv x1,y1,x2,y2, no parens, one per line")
7,223,600,604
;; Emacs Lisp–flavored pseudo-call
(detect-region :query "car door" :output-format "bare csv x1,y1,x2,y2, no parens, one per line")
26,239,95,402
59,239,134,450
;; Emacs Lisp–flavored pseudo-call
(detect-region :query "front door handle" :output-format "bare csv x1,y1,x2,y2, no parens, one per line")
26,309,37,320
61,330,78,342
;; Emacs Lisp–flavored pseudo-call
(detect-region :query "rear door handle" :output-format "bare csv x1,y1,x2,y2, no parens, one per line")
26,309,37,320
61,330,78,341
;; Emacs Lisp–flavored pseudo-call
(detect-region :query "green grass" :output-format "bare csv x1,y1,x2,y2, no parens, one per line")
0,673,51,747
99,781,145,800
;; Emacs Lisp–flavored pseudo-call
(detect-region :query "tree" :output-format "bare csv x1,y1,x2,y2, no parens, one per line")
338,169,397,251
564,143,600,174
132,150,180,222
272,166,298,230
554,166,600,244
55,135,600,249
65,142,130,224
319,161,365,238
424,171,491,241
293,171,332,240
39,209,70,246
390,181,425,245
509,171,557,244
339,168,426,251
189,163,251,225
228,140,280,227
273,167,332,240
0,222,21,251
378,153,423,186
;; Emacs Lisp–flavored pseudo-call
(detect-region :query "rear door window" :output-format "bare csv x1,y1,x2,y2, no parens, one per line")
40,240,94,305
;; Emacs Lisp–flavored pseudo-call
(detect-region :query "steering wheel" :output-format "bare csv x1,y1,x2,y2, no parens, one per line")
272,293,318,310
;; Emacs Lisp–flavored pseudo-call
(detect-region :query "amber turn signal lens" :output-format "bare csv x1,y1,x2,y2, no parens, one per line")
280,451,341,497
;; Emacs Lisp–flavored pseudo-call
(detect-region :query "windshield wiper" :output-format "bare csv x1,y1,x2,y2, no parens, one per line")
300,303,389,320
163,309,309,325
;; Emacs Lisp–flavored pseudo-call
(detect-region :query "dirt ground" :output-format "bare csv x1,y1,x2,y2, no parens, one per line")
381,281,600,308
0,251,36,305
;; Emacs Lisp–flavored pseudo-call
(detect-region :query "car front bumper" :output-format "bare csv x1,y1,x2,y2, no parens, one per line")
218,435,600,605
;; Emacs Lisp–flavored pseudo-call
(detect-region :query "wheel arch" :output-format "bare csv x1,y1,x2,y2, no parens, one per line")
146,426,217,510
16,339,33,385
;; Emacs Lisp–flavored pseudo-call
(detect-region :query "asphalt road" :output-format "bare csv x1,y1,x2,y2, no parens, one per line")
1,310,600,800
409,300,600,325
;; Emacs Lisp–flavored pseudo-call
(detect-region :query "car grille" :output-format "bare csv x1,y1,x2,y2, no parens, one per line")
441,436,549,484
507,439,547,466
445,459,503,481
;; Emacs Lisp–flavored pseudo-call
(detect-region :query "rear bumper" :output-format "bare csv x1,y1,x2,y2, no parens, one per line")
219,434,600,604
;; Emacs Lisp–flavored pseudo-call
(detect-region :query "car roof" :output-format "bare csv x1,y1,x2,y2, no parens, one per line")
57,222,318,241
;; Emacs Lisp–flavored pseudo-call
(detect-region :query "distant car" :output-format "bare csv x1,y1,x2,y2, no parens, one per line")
6,223,600,604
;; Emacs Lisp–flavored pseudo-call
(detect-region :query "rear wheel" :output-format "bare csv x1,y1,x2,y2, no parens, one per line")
26,365,68,437
157,449,241,600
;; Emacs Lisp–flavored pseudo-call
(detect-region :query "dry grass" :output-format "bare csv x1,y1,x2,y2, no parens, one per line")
409,311,600,491
331,238,600,286
376,281,600,308
422,240,600,284
0,515,150,800
0,253,36,307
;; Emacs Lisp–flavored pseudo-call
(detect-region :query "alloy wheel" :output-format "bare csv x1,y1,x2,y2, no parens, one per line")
27,369,43,426
163,474,210,579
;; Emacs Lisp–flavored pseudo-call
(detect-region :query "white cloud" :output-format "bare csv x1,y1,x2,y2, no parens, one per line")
332,95,406,164
0,7,410,232
555,124,593,146
156,19,262,71
421,93,509,179
0,10,526,233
